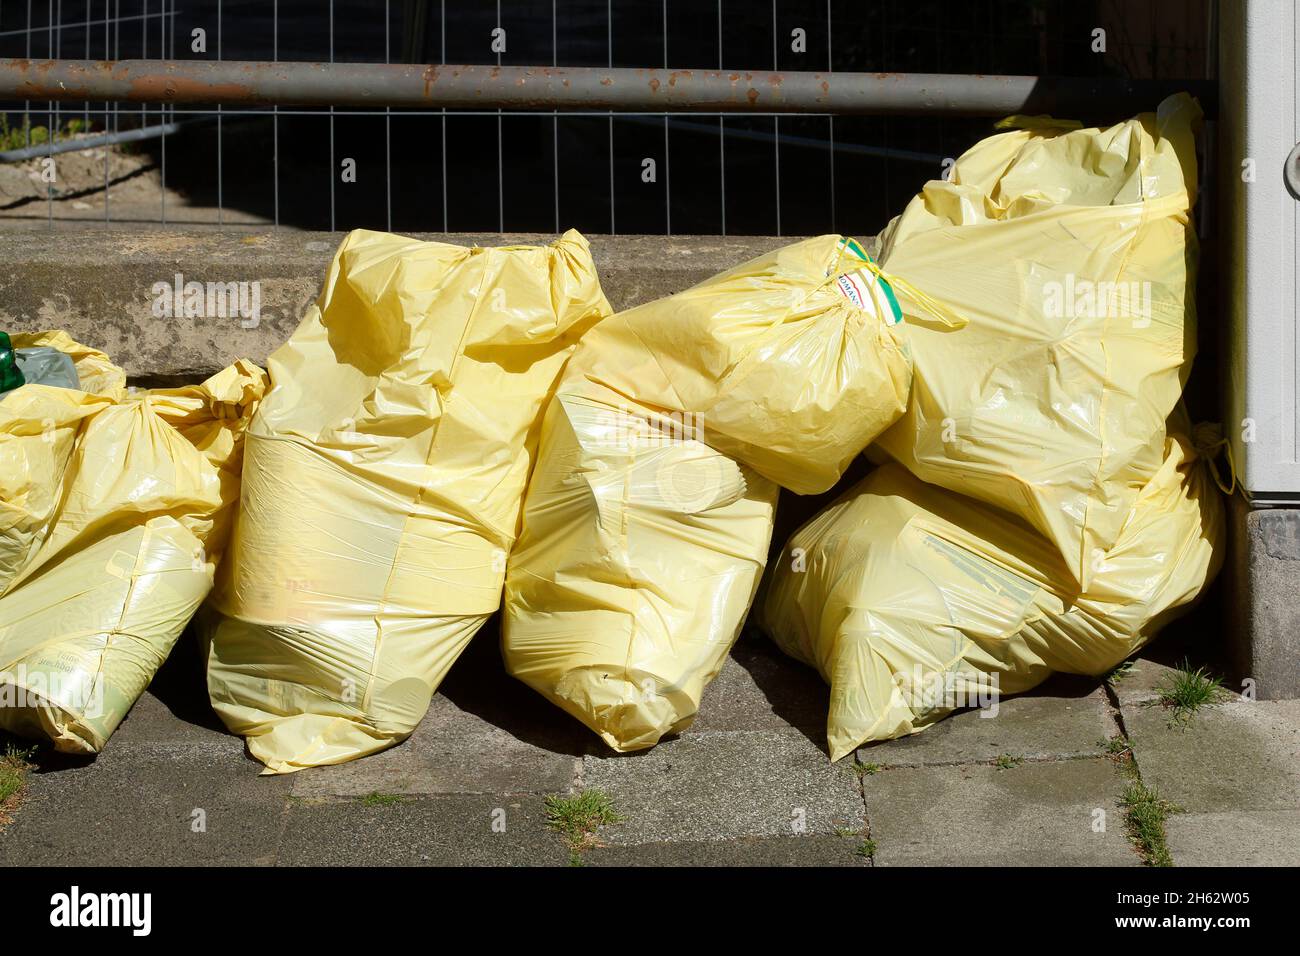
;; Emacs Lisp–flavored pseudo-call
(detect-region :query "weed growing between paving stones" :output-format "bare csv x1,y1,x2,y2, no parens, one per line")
360,792,404,808
0,743,35,830
850,759,882,778
1106,660,1137,684
993,754,1024,770
1100,735,1133,758
1120,779,1181,867
545,789,623,864
1157,659,1229,727
1109,744,1180,867
835,826,876,863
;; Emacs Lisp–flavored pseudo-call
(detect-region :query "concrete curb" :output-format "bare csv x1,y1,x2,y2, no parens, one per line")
0,230,790,382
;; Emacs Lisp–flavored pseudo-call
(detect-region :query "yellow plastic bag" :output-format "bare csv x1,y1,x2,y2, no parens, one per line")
201,229,610,773
504,393,779,751
0,331,124,590
874,93,1202,588
504,235,920,751
759,427,1223,761
0,332,265,753
559,235,915,495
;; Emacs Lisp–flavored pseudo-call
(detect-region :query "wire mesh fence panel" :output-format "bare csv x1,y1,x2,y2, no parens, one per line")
0,0,1215,234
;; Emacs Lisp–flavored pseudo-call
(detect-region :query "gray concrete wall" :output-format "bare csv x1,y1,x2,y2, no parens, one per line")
0,230,787,383
1228,495,1300,699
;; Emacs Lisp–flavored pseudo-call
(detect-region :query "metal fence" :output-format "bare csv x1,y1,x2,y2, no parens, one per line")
0,0,1216,235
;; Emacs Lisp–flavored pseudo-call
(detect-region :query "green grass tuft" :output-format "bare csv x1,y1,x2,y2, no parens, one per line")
855,838,877,859
545,789,623,855
850,759,882,778
1106,660,1137,684
1101,735,1133,757
1121,779,1180,867
1158,660,1227,726
0,744,36,830
993,753,1024,770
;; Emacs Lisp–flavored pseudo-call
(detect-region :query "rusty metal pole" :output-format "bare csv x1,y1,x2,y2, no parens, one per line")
0,59,1214,116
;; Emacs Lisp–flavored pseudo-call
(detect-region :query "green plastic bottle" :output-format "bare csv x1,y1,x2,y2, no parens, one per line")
0,331,26,393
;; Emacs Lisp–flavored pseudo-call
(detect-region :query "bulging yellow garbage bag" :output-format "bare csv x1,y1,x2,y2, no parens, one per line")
504,393,779,752
201,229,611,773
504,235,927,751
0,331,124,591
563,235,915,495
759,425,1223,761
0,332,265,753
873,93,1202,589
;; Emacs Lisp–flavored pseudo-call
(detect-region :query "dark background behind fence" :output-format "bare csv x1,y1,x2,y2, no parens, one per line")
0,0,1214,235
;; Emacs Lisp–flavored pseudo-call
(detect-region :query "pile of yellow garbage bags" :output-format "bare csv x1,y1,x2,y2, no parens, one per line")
0,92,1223,772
502,234,929,752
760,92,1224,759
0,331,265,753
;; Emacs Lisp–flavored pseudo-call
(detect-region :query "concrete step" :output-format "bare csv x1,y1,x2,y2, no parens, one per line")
0,229,789,382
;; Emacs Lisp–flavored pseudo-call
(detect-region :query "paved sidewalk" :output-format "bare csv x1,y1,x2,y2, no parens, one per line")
3,622,1298,867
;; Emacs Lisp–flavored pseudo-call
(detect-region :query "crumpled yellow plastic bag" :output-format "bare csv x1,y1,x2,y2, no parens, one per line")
504,235,922,751
504,394,780,752
0,332,265,753
759,426,1223,761
874,93,1202,589
201,229,611,773
561,235,915,495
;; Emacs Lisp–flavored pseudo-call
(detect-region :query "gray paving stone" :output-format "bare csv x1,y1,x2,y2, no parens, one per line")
276,794,567,866
110,688,233,748
291,628,587,799
1108,650,1253,709
421,622,597,761
289,717,581,799
0,747,292,866
863,758,1138,866
1121,699,1300,813
580,730,865,845
690,634,828,742
857,674,1118,767
1166,809,1300,866
5,615,1292,867
1109,657,1184,707
583,834,870,867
